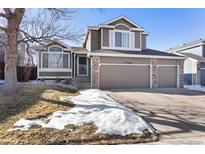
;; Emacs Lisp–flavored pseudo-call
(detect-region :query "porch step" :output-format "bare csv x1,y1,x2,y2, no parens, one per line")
78,82,91,89
75,78,91,89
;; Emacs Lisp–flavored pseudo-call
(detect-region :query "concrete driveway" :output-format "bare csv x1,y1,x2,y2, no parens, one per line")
107,88,205,144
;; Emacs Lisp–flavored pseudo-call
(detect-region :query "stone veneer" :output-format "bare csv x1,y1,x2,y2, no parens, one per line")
151,59,158,88
178,59,185,88
91,56,100,88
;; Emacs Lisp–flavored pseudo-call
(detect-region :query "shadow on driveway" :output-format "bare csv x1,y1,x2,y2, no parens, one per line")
107,88,205,143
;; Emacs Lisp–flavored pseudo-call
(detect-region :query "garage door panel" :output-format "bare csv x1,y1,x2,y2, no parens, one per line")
100,65,150,89
158,66,177,88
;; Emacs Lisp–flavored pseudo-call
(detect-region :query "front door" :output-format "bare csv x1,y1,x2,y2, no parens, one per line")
77,56,88,77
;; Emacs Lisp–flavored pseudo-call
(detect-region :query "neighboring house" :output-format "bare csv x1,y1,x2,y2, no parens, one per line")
37,16,185,89
167,39,205,86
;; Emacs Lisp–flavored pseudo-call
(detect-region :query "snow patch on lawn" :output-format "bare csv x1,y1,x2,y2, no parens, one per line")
9,89,155,136
184,85,205,92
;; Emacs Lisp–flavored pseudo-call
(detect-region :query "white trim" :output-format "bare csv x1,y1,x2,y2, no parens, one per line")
101,28,103,48
101,46,142,51
38,76,72,79
140,31,142,49
73,51,88,54
167,42,205,53
200,68,205,70
142,32,149,35
48,45,63,52
103,16,143,29
103,29,141,51
99,25,115,29
150,64,153,88
88,52,186,59
115,23,130,30
77,55,89,77
40,52,71,69
39,68,72,72
44,40,71,49
157,65,179,67
99,63,150,66
71,52,73,77
74,54,76,78
130,28,145,31
157,65,180,88
177,65,180,88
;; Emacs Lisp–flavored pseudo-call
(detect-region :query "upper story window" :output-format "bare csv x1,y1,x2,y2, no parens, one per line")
49,46,63,52
115,31,130,48
107,29,135,50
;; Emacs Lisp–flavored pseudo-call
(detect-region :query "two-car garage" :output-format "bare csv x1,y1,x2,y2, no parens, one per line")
94,56,181,89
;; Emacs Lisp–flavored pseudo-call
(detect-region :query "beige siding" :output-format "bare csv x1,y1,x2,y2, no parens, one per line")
108,19,136,28
100,57,150,64
99,65,150,89
91,30,101,51
135,31,141,49
158,66,177,88
141,34,146,50
102,28,109,47
157,59,178,65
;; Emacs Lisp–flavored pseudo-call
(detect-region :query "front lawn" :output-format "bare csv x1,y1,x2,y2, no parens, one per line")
0,85,158,144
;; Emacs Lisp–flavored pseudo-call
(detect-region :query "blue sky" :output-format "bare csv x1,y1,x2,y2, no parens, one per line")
69,8,205,51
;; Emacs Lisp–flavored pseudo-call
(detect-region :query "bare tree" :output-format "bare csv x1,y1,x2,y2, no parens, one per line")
0,8,82,94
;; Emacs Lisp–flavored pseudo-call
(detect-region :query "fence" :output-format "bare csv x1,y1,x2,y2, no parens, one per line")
0,65,37,81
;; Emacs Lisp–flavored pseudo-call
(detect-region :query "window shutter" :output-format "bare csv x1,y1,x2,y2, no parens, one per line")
130,32,135,49
109,30,114,48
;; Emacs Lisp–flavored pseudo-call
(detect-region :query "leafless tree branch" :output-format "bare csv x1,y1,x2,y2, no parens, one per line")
0,25,6,31
0,12,9,18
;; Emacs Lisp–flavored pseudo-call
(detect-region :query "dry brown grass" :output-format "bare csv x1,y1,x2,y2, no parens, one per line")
0,85,158,145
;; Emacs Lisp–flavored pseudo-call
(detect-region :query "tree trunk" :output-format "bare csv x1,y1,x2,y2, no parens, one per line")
3,20,19,94
2,8,25,94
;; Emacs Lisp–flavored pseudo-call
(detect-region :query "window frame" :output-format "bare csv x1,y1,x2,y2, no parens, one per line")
77,55,88,77
48,45,63,53
114,30,130,48
101,28,140,51
40,51,71,71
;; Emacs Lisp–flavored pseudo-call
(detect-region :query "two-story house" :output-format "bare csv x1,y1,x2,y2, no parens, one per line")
167,39,205,86
37,16,185,89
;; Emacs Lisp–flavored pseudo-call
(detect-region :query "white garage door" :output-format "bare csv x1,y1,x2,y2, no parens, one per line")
99,64,150,89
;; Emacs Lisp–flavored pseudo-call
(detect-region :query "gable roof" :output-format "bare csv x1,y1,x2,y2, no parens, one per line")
167,38,205,53
103,16,143,29
83,16,146,46
43,40,70,49
180,52,205,62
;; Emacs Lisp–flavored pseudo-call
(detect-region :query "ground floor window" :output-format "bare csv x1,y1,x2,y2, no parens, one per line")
41,52,70,69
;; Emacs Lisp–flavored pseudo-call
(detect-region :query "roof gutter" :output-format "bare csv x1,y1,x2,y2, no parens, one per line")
88,52,186,60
